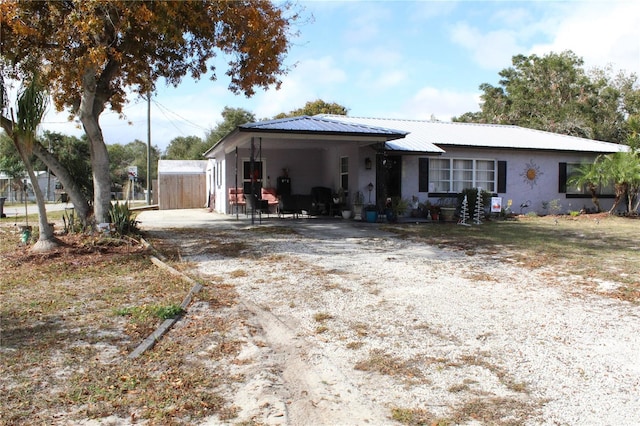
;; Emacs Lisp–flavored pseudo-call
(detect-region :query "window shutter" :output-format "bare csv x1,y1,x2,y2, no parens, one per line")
497,161,507,193
559,162,567,193
418,158,429,192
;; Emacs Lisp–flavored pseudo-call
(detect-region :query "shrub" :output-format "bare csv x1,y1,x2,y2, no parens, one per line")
457,188,491,211
109,202,140,236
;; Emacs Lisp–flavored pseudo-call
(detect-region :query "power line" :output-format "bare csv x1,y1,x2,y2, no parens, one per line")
152,99,209,131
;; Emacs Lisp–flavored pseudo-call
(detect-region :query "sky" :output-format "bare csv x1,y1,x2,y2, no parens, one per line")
39,0,640,152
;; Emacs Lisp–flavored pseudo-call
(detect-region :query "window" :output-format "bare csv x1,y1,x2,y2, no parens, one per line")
427,158,496,193
562,163,614,196
242,160,263,195
340,156,349,191
428,159,450,192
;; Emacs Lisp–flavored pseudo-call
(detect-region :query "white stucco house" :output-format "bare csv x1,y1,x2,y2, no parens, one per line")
203,114,627,217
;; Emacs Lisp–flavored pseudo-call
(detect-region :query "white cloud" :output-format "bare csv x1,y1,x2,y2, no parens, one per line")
451,1,640,74
342,4,389,45
372,69,408,90
450,21,523,70
249,56,348,118
530,1,640,73
401,86,481,121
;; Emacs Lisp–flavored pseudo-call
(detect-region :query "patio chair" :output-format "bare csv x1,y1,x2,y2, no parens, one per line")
261,187,279,214
311,186,335,215
245,193,269,222
228,188,245,214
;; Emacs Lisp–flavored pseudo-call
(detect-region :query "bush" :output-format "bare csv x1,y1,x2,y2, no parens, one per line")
457,188,492,220
109,202,140,236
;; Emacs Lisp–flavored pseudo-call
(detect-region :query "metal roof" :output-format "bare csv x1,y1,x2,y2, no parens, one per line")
239,115,408,137
158,160,207,174
322,115,628,154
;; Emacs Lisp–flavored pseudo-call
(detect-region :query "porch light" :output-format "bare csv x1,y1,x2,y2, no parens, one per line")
364,157,372,170
367,182,374,203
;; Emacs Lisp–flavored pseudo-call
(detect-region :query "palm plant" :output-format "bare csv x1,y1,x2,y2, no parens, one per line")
10,74,60,251
567,160,606,212
600,152,640,214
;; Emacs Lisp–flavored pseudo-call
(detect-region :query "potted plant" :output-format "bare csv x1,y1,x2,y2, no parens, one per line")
385,197,409,223
438,197,457,222
364,204,378,223
427,202,440,221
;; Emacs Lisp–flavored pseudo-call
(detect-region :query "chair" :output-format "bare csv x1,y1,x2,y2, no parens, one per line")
245,193,269,222
278,194,300,218
261,187,279,214
295,194,314,217
311,186,334,215
229,188,245,214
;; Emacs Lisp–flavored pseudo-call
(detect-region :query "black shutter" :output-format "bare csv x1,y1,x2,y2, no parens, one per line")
497,161,507,193
418,158,429,192
559,162,567,193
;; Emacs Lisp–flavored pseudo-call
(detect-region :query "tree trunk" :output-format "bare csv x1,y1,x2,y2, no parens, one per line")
587,183,601,212
14,138,60,252
608,183,627,214
31,141,92,226
78,69,112,224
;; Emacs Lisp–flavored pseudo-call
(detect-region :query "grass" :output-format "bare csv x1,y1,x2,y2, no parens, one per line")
0,227,241,425
354,349,423,381
385,214,640,302
2,213,637,424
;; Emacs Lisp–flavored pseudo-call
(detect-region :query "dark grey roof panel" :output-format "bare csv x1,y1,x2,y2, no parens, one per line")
239,115,407,137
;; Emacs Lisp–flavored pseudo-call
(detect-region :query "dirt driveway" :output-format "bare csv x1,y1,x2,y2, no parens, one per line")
138,209,640,425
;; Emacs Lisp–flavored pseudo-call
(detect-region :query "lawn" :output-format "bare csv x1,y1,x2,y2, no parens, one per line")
386,213,640,301
0,212,638,425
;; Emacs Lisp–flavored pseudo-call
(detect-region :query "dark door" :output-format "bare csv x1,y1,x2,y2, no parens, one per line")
386,155,402,198
376,154,402,205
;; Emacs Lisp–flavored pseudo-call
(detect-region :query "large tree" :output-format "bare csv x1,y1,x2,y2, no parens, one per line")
205,106,256,148
1,1,298,222
453,51,639,144
273,99,349,119
163,136,209,161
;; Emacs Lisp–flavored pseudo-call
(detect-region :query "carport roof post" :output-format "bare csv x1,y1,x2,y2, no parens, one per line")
202,115,408,158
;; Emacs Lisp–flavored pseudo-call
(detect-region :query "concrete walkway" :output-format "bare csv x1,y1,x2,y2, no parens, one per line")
135,208,400,239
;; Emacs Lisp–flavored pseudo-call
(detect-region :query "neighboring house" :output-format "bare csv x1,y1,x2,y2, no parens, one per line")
157,160,208,210
0,171,60,202
204,114,627,216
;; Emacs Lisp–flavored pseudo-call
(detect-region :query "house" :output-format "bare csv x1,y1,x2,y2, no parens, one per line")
157,160,208,210
0,171,60,203
203,115,407,215
204,114,627,216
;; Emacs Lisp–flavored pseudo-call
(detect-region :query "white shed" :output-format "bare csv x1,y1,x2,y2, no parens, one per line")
157,160,207,210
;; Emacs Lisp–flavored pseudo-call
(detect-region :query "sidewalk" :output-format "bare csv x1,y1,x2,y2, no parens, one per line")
1,201,72,222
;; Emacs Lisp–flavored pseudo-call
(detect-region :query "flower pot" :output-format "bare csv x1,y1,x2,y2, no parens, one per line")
353,205,363,221
342,210,352,219
385,210,397,223
440,207,456,222
365,210,378,223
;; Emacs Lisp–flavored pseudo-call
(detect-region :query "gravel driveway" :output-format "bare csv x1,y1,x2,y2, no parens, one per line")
139,210,640,425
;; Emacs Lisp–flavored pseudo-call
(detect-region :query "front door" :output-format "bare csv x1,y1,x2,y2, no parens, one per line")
385,155,402,198
376,154,402,204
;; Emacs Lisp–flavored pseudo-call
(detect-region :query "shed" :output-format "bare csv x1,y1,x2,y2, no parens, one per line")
157,160,208,210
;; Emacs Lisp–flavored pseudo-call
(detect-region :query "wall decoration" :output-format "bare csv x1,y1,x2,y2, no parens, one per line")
520,160,543,189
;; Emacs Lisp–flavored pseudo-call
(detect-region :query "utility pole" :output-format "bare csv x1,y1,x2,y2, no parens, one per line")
146,91,152,205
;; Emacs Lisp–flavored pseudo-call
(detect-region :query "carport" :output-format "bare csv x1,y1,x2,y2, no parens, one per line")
203,115,408,223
